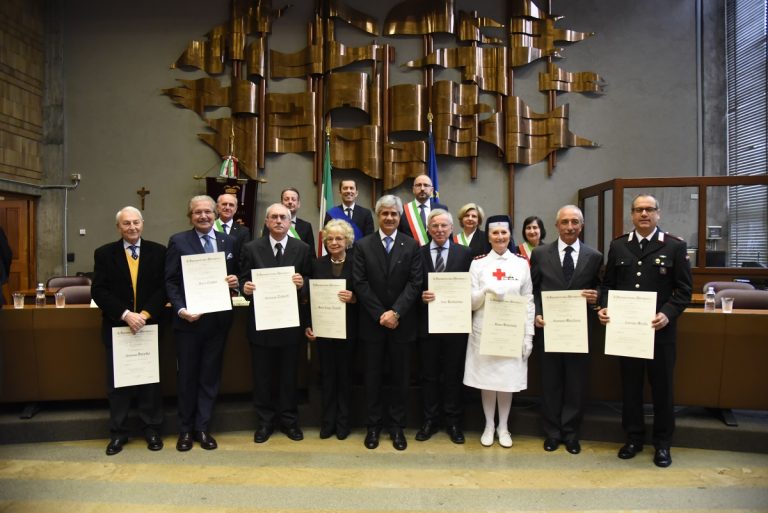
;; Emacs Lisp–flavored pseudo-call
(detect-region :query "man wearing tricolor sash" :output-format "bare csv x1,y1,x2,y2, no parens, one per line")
398,175,448,246
324,179,374,241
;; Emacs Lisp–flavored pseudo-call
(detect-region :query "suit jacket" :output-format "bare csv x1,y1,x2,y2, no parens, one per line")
601,229,692,345
353,231,423,342
325,204,375,240
239,235,313,346
223,222,251,262
398,198,449,241
165,229,238,331
466,229,490,258
91,239,167,344
262,217,315,253
418,240,474,337
530,240,603,348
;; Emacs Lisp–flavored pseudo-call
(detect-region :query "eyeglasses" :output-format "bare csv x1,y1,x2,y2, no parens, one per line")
414,183,433,189
192,209,213,216
631,207,658,214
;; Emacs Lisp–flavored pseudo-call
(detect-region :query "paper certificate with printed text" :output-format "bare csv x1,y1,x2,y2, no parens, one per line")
604,290,657,359
252,266,300,331
541,290,589,353
181,252,232,314
112,325,159,388
479,293,527,357
309,279,346,339
428,272,471,334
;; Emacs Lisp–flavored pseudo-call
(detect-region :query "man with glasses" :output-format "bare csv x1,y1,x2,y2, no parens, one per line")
239,203,313,444
399,174,448,245
415,209,473,444
598,194,692,468
165,195,240,452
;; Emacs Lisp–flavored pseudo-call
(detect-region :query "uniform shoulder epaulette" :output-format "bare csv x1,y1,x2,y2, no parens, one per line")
613,232,631,241
664,231,684,241
473,253,488,260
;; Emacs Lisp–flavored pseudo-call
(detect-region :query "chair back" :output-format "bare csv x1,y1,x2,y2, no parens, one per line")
714,289,768,310
46,275,92,288
58,285,92,305
702,281,754,294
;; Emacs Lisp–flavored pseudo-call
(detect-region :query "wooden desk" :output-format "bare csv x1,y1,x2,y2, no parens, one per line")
1,306,766,412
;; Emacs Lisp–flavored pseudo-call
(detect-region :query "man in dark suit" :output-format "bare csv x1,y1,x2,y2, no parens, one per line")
598,194,692,468
240,202,313,443
215,192,251,260
415,209,473,444
530,205,603,455
323,178,374,241
262,187,315,253
92,206,167,456
165,195,240,452
353,194,423,451
398,174,448,245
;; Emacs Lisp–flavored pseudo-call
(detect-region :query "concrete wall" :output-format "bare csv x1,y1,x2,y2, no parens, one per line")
48,0,711,274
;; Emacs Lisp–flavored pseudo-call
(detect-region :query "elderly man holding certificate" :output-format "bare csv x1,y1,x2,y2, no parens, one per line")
415,209,473,445
463,215,534,448
165,195,240,452
598,194,692,468
240,203,313,444
530,205,603,455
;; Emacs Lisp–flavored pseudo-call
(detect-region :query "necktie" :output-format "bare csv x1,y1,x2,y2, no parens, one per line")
434,246,445,272
128,245,138,260
345,207,352,218
384,236,393,254
562,246,574,283
222,224,229,234
419,204,426,228
203,235,213,253
639,237,645,251
275,242,283,263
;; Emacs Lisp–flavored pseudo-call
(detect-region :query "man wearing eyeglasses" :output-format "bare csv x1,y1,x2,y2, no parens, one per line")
598,194,692,468
165,195,240,452
239,203,313,444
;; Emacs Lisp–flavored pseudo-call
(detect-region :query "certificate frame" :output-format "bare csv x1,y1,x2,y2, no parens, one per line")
479,293,527,358
428,272,471,334
181,252,233,314
541,290,589,353
604,290,657,360
112,325,160,388
309,279,346,339
251,266,300,331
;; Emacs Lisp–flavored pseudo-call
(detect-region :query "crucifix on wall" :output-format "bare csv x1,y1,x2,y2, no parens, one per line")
137,186,150,210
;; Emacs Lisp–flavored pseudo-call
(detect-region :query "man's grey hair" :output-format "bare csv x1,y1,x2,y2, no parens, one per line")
264,202,290,218
428,208,453,226
555,205,584,225
375,195,403,215
187,195,215,217
115,206,143,224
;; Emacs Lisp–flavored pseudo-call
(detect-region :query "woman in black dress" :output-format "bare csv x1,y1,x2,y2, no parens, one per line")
304,219,357,439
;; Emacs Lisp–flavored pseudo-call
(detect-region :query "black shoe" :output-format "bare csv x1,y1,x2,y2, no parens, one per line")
176,432,193,452
106,437,128,456
336,426,350,440
364,428,380,449
195,431,218,450
565,440,581,454
390,429,407,451
618,442,643,459
319,425,334,439
254,425,273,443
280,424,304,441
145,431,163,451
543,438,560,452
415,421,438,441
446,425,465,444
654,447,672,468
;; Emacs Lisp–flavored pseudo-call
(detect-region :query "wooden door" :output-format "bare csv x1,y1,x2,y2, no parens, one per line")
0,194,36,303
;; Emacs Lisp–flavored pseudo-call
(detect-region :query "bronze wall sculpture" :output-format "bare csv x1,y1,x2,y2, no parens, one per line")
164,0,603,214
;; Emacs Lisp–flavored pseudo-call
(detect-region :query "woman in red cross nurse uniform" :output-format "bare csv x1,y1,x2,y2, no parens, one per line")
463,215,535,449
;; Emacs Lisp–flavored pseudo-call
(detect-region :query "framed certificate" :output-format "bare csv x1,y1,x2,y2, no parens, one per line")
479,293,527,357
309,279,346,339
428,272,471,334
112,325,159,388
604,290,657,359
541,290,588,353
251,266,300,331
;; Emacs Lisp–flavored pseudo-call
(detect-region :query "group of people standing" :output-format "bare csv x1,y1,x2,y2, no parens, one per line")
92,175,692,469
